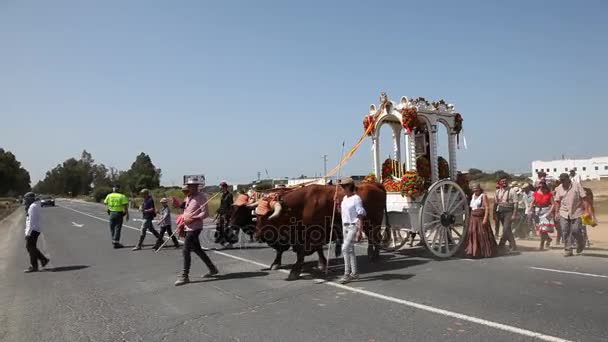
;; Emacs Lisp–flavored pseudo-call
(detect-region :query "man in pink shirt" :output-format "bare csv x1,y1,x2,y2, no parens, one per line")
175,180,219,286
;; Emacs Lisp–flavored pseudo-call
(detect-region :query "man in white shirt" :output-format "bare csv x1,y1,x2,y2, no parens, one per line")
23,192,49,273
569,169,582,185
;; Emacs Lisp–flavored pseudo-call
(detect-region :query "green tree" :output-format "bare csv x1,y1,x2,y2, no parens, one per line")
0,148,31,196
124,153,162,193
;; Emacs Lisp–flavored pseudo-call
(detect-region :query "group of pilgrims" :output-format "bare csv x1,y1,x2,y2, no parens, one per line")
465,169,597,259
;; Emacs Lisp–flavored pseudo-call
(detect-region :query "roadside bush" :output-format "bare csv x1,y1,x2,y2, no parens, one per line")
92,186,113,203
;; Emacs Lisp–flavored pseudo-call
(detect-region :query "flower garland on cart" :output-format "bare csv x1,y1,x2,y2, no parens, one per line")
363,115,376,136
401,107,418,135
362,173,377,183
401,171,426,199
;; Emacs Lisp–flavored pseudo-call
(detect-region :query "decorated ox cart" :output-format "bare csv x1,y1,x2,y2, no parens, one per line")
362,93,470,258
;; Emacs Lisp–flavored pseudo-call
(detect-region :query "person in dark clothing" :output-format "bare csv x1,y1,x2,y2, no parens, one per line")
215,181,235,246
133,189,161,251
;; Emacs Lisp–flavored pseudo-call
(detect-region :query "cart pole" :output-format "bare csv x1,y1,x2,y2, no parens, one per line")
326,141,346,275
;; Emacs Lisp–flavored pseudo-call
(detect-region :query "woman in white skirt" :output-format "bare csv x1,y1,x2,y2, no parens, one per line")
338,177,366,284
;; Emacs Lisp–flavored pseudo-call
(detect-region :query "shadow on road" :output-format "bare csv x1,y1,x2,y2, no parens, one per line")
355,273,415,282
47,265,90,272
580,252,608,259
196,271,270,283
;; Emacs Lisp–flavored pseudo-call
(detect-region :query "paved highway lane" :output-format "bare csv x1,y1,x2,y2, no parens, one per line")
1,200,607,342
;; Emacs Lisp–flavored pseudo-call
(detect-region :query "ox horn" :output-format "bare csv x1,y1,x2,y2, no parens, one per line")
267,202,282,220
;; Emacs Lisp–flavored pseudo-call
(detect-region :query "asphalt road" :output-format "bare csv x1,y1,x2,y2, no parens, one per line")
1,199,607,342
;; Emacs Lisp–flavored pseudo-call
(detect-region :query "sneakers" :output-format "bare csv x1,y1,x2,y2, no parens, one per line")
564,250,574,257
41,258,50,268
339,274,352,284
113,242,124,249
132,246,142,251
350,273,360,280
202,268,219,278
24,267,38,273
174,275,190,286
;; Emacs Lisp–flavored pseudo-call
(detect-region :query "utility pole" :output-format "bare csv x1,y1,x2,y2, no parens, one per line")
257,171,261,181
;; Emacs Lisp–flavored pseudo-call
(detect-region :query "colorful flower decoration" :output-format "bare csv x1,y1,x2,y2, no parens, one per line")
383,178,403,193
401,171,426,199
363,115,375,136
401,107,418,135
362,173,377,183
438,156,450,179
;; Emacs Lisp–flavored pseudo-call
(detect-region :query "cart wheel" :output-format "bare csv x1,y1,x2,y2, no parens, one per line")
378,212,410,251
419,180,469,258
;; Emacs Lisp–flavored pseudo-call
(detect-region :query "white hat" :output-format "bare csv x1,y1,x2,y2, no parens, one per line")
160,198,168,203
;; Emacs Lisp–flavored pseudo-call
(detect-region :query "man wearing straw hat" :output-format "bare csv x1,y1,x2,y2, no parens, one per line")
175,179,219,286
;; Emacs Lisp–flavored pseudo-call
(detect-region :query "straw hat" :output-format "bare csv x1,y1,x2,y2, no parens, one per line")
340,177,355,185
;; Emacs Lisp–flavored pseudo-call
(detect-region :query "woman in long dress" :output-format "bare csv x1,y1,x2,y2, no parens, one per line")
465,183,498,258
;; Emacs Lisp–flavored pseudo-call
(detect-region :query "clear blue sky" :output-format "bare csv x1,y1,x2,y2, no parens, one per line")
1,0,606,186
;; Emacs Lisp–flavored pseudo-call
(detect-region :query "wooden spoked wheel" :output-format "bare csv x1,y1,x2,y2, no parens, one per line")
419,180,469,258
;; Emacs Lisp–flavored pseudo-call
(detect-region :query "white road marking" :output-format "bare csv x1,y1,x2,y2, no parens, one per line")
71,222,84,228
530,267,608,279
58,203,572,342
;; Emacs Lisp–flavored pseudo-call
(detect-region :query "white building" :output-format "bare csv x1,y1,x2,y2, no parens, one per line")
532,157,608,181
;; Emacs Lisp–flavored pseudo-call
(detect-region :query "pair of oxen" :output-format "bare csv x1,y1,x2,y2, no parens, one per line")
227,183,387,280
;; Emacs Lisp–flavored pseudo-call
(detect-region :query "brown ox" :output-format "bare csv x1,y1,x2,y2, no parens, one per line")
230,183,386,280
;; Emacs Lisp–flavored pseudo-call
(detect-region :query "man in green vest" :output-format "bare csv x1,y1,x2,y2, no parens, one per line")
104,184,130,249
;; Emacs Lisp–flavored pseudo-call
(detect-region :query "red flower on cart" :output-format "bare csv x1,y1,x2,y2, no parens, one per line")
401,171,426,199
363,115,375,136
362,173,377,183
401,107,418,135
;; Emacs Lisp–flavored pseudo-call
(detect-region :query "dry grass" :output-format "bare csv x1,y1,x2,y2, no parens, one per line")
0,200,20,222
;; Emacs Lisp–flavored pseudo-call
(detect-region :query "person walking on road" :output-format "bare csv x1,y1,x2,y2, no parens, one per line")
495,176,519,252
23,192,50,273
215,181,234,246
175,180,219,286
104,184,130,249
554,173,591,257
338,177,366,284
153,198,180,250
133,189,161,251
530,180,555,250
465,183,498,258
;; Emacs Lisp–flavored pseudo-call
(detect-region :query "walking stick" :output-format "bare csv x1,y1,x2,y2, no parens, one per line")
325,141,346,275
154,192,221,253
